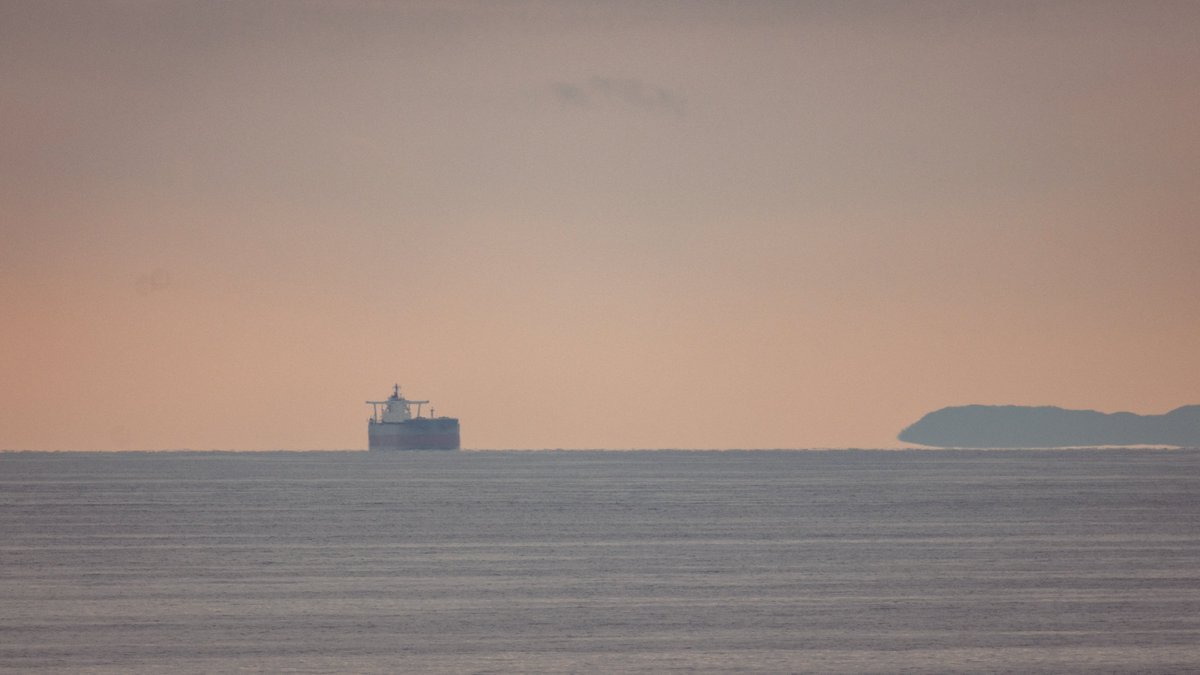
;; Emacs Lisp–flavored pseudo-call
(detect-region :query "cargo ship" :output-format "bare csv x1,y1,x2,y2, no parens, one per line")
366,384,460,450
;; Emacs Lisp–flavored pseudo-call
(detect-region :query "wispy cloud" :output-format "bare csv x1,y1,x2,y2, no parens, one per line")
135,268,172,295
551,77,686,117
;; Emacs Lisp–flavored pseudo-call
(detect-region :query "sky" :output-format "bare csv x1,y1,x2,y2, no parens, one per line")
3,0,1199,450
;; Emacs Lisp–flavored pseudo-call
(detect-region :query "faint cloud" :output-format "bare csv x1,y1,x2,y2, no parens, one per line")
550,76,686,117
551,81,587,104
109,425,132,447
135,268,172,295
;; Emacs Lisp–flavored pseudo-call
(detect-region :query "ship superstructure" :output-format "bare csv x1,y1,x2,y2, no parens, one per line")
366,384,460,450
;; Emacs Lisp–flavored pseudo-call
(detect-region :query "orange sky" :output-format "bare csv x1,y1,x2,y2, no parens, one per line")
3,1,1199,449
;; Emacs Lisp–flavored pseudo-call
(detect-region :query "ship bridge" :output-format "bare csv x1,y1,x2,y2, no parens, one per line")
366,384,430,423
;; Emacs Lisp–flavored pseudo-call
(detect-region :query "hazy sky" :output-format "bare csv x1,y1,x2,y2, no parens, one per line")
3,1,1199,450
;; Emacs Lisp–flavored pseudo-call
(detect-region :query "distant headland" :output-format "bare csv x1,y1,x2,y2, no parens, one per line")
899,405,1200,448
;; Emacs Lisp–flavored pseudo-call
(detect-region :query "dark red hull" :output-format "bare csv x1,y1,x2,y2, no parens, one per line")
368,418,460,450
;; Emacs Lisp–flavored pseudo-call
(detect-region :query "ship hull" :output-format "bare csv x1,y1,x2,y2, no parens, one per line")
369,418,460,451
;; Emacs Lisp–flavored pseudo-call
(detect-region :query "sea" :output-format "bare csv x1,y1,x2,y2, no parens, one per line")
2,449,1199,674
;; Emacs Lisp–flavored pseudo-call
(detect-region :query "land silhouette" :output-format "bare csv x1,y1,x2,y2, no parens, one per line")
899,405,1200,448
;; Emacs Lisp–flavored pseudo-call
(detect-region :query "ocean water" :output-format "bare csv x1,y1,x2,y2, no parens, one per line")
2,449,1199,674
